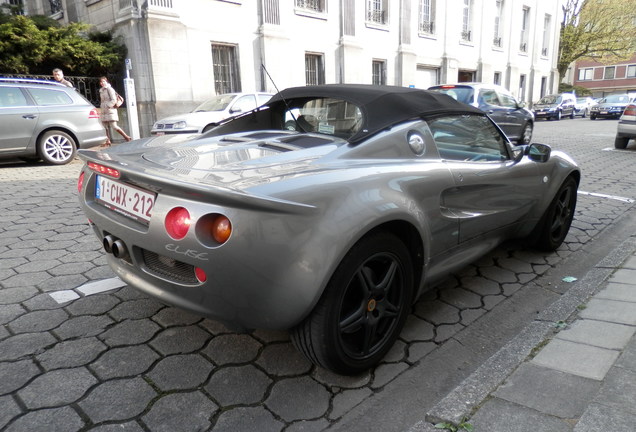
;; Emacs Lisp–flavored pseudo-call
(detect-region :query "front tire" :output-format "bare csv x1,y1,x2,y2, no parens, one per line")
615,136,629,149
555,110,562,121
530,177,577,251
590,114,597,120
292,232,414,375
38,130,77,165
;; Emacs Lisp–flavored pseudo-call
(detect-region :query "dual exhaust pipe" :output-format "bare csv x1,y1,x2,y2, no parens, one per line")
103,235,130,260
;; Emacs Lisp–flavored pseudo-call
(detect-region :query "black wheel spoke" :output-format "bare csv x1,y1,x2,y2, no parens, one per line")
339,305,366,334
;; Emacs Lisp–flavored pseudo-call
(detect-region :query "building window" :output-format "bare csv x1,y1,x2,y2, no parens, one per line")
494,72,502,85
372,60,386,85
578,68,594,81
367,0,388,25
604,66,615,80
295,0,325,13
628,65,636,78
461,0,472,42
540,77,547,97
520,6,530,52
493,0,503,47
418,0,435,34
541,14,551,56
518,74,526,101
212,44,241,94
49,0,62,14
305,53,325,85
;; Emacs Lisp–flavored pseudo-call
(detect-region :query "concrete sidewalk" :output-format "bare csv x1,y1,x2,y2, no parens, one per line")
407,235,636,432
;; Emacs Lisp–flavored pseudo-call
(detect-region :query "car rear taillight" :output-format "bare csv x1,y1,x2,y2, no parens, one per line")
195,213,233,246
165,207,191,240
77,171,85,194
623,104,636,117
88,162,120,178
89,108,99,119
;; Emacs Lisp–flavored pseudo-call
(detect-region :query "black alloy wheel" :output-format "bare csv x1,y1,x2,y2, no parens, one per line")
531,177,578,251
292,232,413,375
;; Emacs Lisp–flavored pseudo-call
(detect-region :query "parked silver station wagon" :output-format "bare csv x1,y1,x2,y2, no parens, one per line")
0,78,106,164
77,85,580,374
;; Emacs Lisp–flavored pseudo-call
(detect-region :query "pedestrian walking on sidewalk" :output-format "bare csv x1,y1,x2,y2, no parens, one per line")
99,76,131,147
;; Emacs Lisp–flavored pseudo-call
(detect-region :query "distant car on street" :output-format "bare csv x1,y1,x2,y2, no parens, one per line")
532,93,577,121
590,94,633,120
574,96,596,118
615,102,636,149
0,78,106,164
428,83,534,145
151,92,273,135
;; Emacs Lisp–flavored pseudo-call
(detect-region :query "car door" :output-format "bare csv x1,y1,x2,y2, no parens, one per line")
0,86,39,152
476,89,518,140
428,114,544,243
497,91,527,141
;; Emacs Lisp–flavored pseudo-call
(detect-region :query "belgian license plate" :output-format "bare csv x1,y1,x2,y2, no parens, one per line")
600,111,608,114
95,175,155,224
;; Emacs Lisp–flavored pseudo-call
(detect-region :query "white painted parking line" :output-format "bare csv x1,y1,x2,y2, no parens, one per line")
578,190,635,204
49,290,80,304
49,277,127,304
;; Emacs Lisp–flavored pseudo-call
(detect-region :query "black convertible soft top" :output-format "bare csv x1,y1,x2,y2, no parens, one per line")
210,84,484,144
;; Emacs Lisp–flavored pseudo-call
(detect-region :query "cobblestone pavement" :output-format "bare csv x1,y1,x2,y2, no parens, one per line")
1,119,635,432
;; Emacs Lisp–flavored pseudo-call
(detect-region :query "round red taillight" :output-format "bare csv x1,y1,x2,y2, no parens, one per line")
212,215,232,244
165,207,191,239
195,267,207,283
77,171,85,194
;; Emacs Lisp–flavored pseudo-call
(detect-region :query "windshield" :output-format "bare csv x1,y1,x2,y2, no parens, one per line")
194,94,236,112
601,94,630,104
429,86,475,105
538,95,560,104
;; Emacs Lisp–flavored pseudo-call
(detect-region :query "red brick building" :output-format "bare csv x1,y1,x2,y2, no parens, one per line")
572,54,636,98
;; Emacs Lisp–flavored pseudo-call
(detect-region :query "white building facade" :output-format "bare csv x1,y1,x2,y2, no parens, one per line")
20,0,562,135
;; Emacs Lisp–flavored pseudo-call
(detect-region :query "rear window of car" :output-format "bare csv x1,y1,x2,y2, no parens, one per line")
0,87,28,107
27,88,74,106
284,97,363,139
429,86,475,105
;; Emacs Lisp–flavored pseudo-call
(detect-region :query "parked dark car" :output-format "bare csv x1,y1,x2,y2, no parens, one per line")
428,83,534,145
532,93,577,120
615,102,636,149
77,84,579,374
0,78,107,164
590,94,633,120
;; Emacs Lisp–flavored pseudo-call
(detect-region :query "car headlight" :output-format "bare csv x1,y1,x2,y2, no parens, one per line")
173,121,187,129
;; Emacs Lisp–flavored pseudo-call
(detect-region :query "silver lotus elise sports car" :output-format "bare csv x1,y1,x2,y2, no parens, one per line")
77,84,580,374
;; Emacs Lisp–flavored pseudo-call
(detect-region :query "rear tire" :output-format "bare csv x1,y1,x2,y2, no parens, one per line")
615,136,629,149
37,130,77,165
569,110,575,119
517,123,533,145
291,232,413,375
530,177,577,251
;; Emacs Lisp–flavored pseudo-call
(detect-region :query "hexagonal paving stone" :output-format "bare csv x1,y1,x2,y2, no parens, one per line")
99,319,161,347
18,367,97,409
266,377,330,422
36,337,107,370
202,334,262,365
90,345,159,380
213,406,283,432
8,309,69,334
147,354,214,391
149,325,211,355
256,343,312,376
0,333,57,361
79,377,156,423
0,359,40,395
3,406,84,432
206,365,271,406
143,391,218,432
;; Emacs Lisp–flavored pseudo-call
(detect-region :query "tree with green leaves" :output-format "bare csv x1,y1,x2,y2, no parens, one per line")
0,13,126,76
559,0,636,79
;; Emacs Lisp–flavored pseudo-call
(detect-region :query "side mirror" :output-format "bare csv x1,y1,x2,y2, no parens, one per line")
517,101,526,109
525,143,551,162
229,107,243,114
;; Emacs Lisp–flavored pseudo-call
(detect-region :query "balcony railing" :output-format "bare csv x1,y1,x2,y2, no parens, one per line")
541,47,548,56
493,37,502,47
419,20,434,34
461,30,472,42
367,9,386,25
520,42,527,52
296,0,324,12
